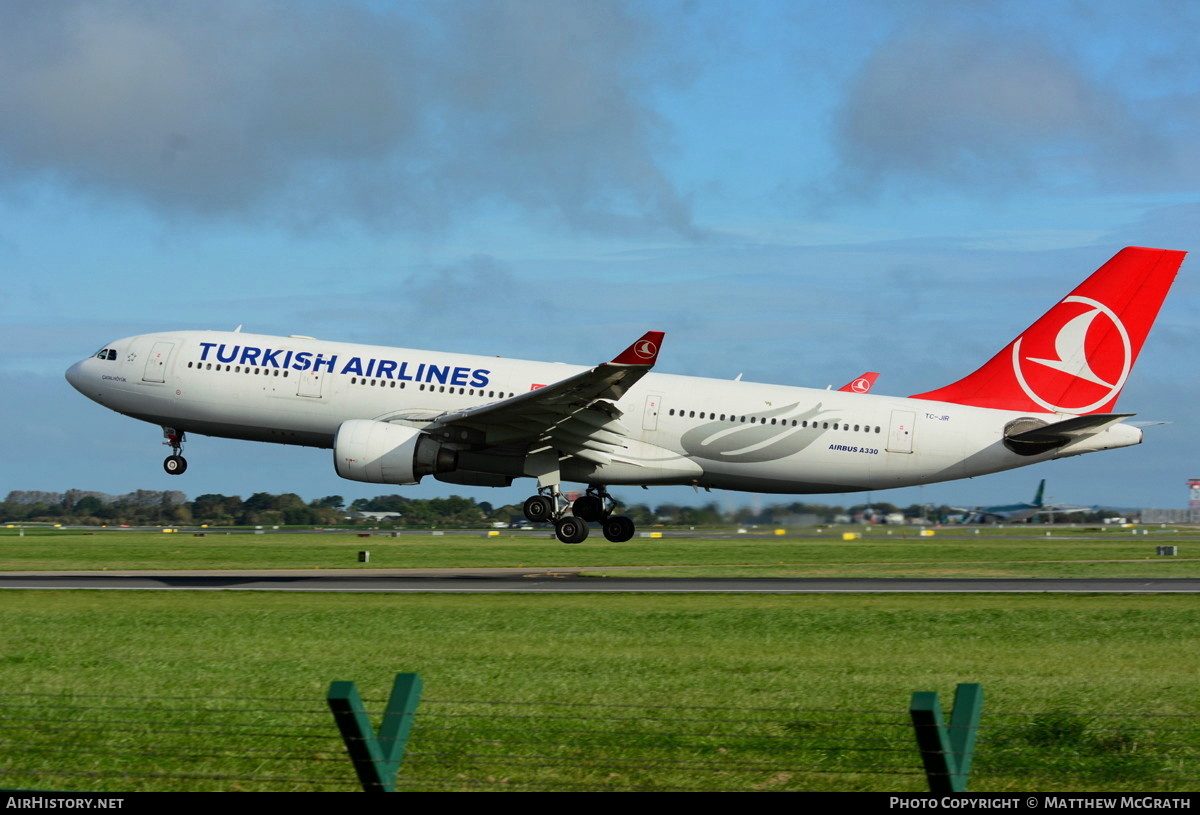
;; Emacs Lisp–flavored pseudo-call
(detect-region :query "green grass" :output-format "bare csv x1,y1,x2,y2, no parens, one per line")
2,527,1196,791
0,527,1195,578
0,591,1197,791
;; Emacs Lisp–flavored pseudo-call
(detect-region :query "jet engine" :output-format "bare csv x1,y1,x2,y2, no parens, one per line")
333,420,458,485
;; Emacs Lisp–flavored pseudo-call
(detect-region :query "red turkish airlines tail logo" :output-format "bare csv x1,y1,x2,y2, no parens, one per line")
1012,296,1131,413
910,247,1185,414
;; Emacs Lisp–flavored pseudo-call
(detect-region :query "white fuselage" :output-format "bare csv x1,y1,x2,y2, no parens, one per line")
66,330,1142,495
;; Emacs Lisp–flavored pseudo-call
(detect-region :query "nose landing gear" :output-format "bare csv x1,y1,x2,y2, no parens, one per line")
162,427,187,475
521,484,638,543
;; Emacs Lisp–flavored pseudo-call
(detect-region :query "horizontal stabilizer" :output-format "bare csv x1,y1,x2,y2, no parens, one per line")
1007,413,1134,444
1003,413,1134,456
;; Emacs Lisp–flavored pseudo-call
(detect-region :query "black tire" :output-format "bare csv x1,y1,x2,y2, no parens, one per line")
602,515,635,543
163,455,187,476
523,495,554,523
554,516,590,544
572,495,604,522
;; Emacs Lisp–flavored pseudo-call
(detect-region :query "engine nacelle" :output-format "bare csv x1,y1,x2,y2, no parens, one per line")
334,420,458,485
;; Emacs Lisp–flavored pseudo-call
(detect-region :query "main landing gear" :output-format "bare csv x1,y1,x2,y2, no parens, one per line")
522,485,637,544
162,427,187,475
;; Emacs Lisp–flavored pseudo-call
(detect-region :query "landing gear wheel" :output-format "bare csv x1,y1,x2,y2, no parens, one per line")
602,515,636,543
572,495,604,522
163,455,188,475
554,516,590,544
523,495,554,523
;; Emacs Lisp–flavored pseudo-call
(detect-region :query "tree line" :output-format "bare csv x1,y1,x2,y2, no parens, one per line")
0,489,968,528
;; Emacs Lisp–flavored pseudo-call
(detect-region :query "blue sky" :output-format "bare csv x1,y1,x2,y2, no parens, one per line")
2,0,1198,512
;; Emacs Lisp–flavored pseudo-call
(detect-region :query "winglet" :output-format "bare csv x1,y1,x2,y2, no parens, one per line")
838,372,879,394
610,331,665,366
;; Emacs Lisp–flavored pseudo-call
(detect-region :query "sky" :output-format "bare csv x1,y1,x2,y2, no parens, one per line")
2,0,1198,513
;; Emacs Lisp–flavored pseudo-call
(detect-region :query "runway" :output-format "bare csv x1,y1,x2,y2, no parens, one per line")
1,570,1198,593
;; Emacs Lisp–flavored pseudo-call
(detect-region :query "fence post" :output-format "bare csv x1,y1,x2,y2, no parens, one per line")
909,682,983,793
328,673,423,792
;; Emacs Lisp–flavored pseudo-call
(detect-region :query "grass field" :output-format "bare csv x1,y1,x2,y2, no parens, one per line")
1,527,1196,792
0,591,1197,792
0,525,1196,578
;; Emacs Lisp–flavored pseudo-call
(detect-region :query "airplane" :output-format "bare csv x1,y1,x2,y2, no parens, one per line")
952,479,1090,523
65,246,1185,544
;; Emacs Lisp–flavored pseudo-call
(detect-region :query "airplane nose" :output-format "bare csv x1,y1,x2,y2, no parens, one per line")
65,360,85,391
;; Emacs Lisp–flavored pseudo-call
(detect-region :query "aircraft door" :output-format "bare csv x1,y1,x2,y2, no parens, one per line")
642,393,663,431
886,410,915,453
297,370,324,398
142,341,174,383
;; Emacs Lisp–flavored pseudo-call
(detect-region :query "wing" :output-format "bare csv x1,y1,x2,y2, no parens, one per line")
420,331,664,467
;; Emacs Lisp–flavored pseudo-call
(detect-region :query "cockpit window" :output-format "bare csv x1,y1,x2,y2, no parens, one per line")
94,349,117,361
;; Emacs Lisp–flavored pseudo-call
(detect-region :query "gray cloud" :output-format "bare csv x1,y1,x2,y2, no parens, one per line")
827,19,1184,198
0,1,696,236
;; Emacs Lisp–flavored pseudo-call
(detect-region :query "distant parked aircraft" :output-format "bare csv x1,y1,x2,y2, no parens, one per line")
954,479,1090,523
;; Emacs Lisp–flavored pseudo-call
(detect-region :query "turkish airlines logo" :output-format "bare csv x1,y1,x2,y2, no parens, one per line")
850,378,871,393
634,339,657,360
1011,295,1132,413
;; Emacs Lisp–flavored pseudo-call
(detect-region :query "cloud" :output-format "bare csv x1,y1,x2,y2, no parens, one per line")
0,1,696,237
826,18,1184,198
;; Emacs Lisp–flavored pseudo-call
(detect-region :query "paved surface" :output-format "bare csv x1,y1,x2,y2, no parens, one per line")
1,570,1198,593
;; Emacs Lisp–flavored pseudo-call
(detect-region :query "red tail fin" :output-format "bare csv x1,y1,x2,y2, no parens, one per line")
911,247,1185,414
